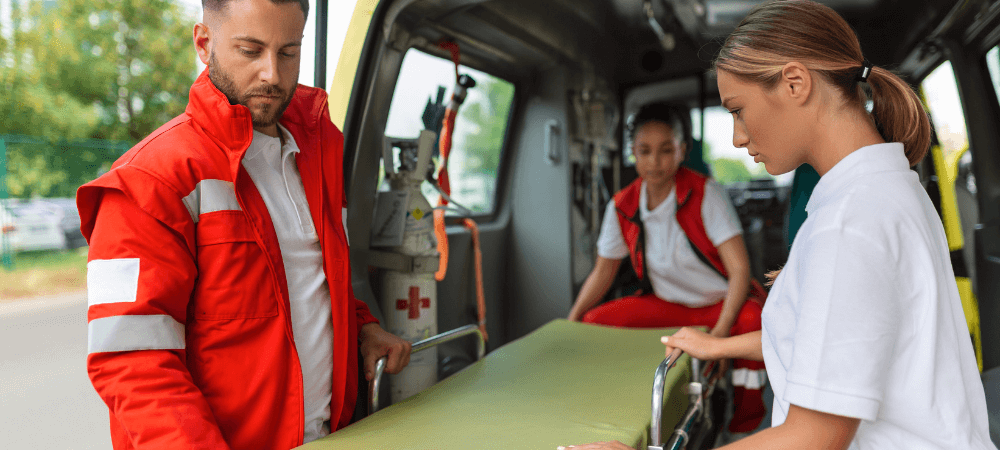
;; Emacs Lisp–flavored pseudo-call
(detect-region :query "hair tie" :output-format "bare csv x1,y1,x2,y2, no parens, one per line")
857,59,873,83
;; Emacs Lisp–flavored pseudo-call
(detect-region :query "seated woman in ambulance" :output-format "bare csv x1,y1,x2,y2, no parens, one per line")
567,102,768,433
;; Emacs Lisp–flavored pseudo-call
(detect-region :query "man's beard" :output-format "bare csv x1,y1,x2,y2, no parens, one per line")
208,52,296,129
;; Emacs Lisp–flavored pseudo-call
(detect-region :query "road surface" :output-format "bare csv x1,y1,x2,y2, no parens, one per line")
0,291,111,449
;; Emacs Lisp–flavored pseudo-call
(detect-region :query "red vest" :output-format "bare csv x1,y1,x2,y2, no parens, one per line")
613,167,767,304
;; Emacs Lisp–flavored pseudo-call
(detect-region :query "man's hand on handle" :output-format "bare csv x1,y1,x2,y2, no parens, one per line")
359,323,412,381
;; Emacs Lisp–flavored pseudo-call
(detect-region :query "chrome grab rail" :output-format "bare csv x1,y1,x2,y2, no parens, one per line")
650,348,684,447
649,349,724,450
368,324,486,415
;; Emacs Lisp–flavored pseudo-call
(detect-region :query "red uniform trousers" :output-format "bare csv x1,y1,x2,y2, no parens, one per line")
582,293,766,433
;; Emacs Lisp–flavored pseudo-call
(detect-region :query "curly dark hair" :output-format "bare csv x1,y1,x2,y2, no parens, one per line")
627,102,691,150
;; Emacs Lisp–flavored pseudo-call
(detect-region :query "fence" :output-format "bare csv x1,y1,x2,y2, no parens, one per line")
0,134,132,270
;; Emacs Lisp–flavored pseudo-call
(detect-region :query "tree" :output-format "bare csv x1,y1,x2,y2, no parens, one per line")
1,0,196,197
456,77,515,178
710,157,756,185
449,77,514,212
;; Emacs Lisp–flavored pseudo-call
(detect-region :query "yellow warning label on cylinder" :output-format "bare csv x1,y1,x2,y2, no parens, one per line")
412,208,424,220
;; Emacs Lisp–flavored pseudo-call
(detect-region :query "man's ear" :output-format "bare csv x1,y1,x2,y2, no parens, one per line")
780,62,812,105
194,22,212,66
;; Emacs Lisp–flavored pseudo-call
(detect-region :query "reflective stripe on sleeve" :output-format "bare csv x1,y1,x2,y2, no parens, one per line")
342,207,349,245
88,315,185,354
181,179,241,223
732,368,767,390
87,258,140,306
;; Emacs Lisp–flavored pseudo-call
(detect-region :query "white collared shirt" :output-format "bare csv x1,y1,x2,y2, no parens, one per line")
242,125,333,443
596,179,743,307
763,143,994,449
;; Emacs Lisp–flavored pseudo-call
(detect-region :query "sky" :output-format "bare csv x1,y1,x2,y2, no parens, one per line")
176,0,360,86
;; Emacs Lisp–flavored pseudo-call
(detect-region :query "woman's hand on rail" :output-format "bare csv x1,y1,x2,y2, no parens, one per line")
359,323,412,380
660,326,726,360
557,441,634,450
567,256,622,321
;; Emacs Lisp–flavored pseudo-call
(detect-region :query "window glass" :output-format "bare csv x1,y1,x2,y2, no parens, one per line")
691,106,793,186
920,60,975,266
384,49,515,215
987,47,1000,106
922,61,969,160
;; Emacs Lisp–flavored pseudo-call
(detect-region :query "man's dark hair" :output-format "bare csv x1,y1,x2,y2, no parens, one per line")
203,0,309,19
627,102,691,150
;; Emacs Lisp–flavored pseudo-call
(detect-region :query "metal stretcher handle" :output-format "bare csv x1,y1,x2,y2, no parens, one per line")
650,348,684,447
368,324,486,415
649,350,724,450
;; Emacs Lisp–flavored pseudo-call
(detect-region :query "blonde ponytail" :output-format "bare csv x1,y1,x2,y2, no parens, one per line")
867,67,931,166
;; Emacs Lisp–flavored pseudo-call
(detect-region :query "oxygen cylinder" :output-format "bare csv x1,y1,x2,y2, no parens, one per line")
380,130,438,403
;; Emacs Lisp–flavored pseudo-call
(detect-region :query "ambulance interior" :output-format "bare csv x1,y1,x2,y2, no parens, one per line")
319,0,1000,447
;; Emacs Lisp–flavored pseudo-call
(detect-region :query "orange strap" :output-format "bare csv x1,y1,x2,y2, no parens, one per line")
461,218,488,341
433,42,461,281
433,208,449,281
433,42,487,339
434,107,458,281
439,41,461,81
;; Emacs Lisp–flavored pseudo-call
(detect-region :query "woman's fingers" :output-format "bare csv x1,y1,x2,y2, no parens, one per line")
660,327,720,360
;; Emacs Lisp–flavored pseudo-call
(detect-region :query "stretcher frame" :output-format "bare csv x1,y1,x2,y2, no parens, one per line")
648,349,725,450
304,321,708,449
368,323,486,414
367,324,724,449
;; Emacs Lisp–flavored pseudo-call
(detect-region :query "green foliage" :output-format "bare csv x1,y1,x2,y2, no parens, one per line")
457,77,515,178
0,248,89,297
710,157,757,185
1,0,196,197
450,77,514,213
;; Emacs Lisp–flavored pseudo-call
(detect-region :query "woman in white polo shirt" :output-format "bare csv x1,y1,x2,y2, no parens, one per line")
654,1,996,449
567,102,769,433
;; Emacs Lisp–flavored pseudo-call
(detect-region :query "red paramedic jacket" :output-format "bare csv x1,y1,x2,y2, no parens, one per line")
77,70,378,449
614,167,767,305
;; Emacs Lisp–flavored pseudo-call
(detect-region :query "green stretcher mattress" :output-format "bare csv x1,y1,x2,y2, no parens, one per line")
299,319,692,450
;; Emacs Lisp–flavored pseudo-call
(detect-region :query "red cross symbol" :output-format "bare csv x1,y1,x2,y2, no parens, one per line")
396,286,430,320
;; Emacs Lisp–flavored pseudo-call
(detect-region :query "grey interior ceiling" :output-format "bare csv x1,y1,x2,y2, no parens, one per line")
388,0,969,88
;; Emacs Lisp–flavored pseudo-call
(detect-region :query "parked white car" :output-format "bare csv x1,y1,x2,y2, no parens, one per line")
31,198,87,249
0,199,71,253
0,201,15,253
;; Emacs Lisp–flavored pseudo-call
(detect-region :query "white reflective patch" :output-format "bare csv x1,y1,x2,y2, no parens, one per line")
87,258,140,306
342,207,349,245
182,179,240,223
88,315,185,354
731,368,767,390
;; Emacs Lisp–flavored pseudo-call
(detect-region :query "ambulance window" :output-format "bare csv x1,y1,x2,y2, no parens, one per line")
920,61,976,258
690,106,793,186
383,49,515,216
921,62,969,161
987,47,1000,122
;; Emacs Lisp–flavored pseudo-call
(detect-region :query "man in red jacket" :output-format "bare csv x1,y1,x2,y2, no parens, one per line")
77,1,412,448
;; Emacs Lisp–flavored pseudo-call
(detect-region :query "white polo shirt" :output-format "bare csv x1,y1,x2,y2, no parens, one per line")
243,126,334,443
762,143,994,449
596,179,743,307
